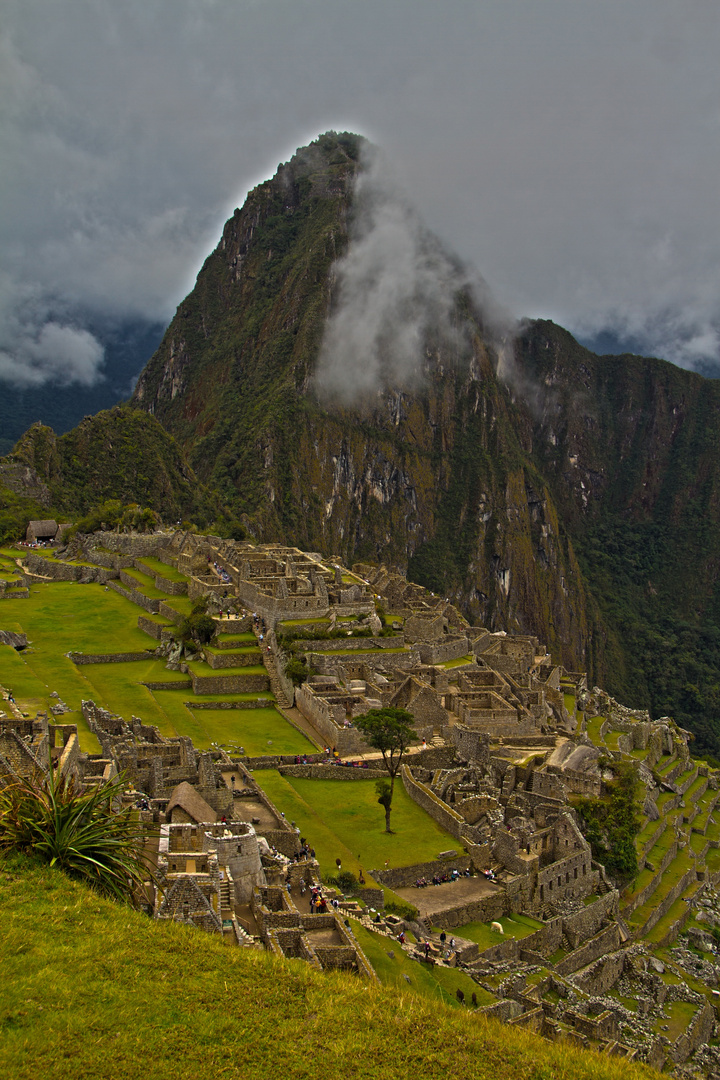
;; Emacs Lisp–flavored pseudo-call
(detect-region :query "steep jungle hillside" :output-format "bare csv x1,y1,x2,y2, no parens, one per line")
128,131,720,754
515,320,720,753
0,406,222,535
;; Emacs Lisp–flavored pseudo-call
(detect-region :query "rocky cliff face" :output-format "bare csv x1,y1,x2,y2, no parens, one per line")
131,132,720,751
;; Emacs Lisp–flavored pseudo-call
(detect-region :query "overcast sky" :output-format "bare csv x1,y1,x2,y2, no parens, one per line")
2,0,720,387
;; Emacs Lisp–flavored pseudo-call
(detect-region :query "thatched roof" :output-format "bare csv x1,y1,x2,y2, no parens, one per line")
26,519,58,540
165,781,217,824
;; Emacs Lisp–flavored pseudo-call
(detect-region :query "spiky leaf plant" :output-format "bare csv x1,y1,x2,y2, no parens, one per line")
0,770,150,904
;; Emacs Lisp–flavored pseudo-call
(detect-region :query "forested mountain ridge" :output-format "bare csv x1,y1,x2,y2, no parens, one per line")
515,320,720,750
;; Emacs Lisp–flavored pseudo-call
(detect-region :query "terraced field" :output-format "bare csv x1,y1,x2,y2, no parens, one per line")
0,552,315,754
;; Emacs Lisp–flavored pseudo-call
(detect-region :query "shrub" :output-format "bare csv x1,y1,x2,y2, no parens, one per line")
0,770,150,904
327,870,360,894
177,597,216,646
384,898,419,920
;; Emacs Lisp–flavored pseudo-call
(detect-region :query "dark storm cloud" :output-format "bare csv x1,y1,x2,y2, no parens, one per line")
2,0,719,386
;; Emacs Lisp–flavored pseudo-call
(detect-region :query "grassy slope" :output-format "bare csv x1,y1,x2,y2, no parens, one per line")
0,856,660,1080
254,771,460,880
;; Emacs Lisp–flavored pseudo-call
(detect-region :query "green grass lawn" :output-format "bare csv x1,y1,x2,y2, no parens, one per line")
585,715,606,744
161,596,195,616
350,921,495,1009
183,706,314,755
187,660,267,677
442,655,475,669
628,850,695,930
136,556,189,583
441,913,543,950
253,771,459,882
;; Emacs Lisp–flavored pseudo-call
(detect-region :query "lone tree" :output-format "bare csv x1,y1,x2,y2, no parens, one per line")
354,706,416,833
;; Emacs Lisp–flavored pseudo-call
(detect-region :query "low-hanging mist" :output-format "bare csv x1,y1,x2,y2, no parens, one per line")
313,148,511,405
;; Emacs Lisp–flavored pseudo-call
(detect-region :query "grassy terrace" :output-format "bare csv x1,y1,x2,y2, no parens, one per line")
185,706,313,755
585,715,606,744
161,596,195,616
1,857,658,1080
657,755,680,777
119,567,170,598
278,617,331,628
186,660,267,677
351,922,494,1008
442,655,475,669
136,556,188,582
0,577,318,754
685,775,706,801
253,771,459,884
442,914,543,950
627,850,695,931
204,644,261,658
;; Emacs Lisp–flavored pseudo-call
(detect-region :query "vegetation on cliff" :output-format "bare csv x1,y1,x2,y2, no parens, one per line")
0,406,244,541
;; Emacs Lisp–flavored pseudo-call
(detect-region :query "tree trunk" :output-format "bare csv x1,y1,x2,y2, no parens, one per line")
385,772,396,833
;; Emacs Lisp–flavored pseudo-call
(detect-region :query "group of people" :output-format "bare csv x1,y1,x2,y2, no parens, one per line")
413,868,472,888
210,559,232,586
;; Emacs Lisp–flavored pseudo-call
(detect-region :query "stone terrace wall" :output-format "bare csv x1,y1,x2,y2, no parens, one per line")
309,649,421,674
108,579,160,614
554,923,621,976
401,764,468,844
372,855,472,889
417,637,470,664
91,531,174,557
190,672,269,694
24,552,115,583
430,889,509,931
137,615,167,640
278,764,387,780
158,601,184,625
69,650,156,665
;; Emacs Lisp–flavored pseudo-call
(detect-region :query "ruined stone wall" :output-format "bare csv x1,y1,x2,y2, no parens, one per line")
57,731,81,784
278,764,387,780
137,615,167,640
190,671,270,694
537,849,593,905
450,725,490,764
371,855,472,889
572,949,626,995
546,765,602,797
294,684,366,755
554,923,621,975
401,764,468,842
69,650,156,664
416,638,470,664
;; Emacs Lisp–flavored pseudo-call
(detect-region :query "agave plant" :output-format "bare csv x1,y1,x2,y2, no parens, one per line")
0,769,151,904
